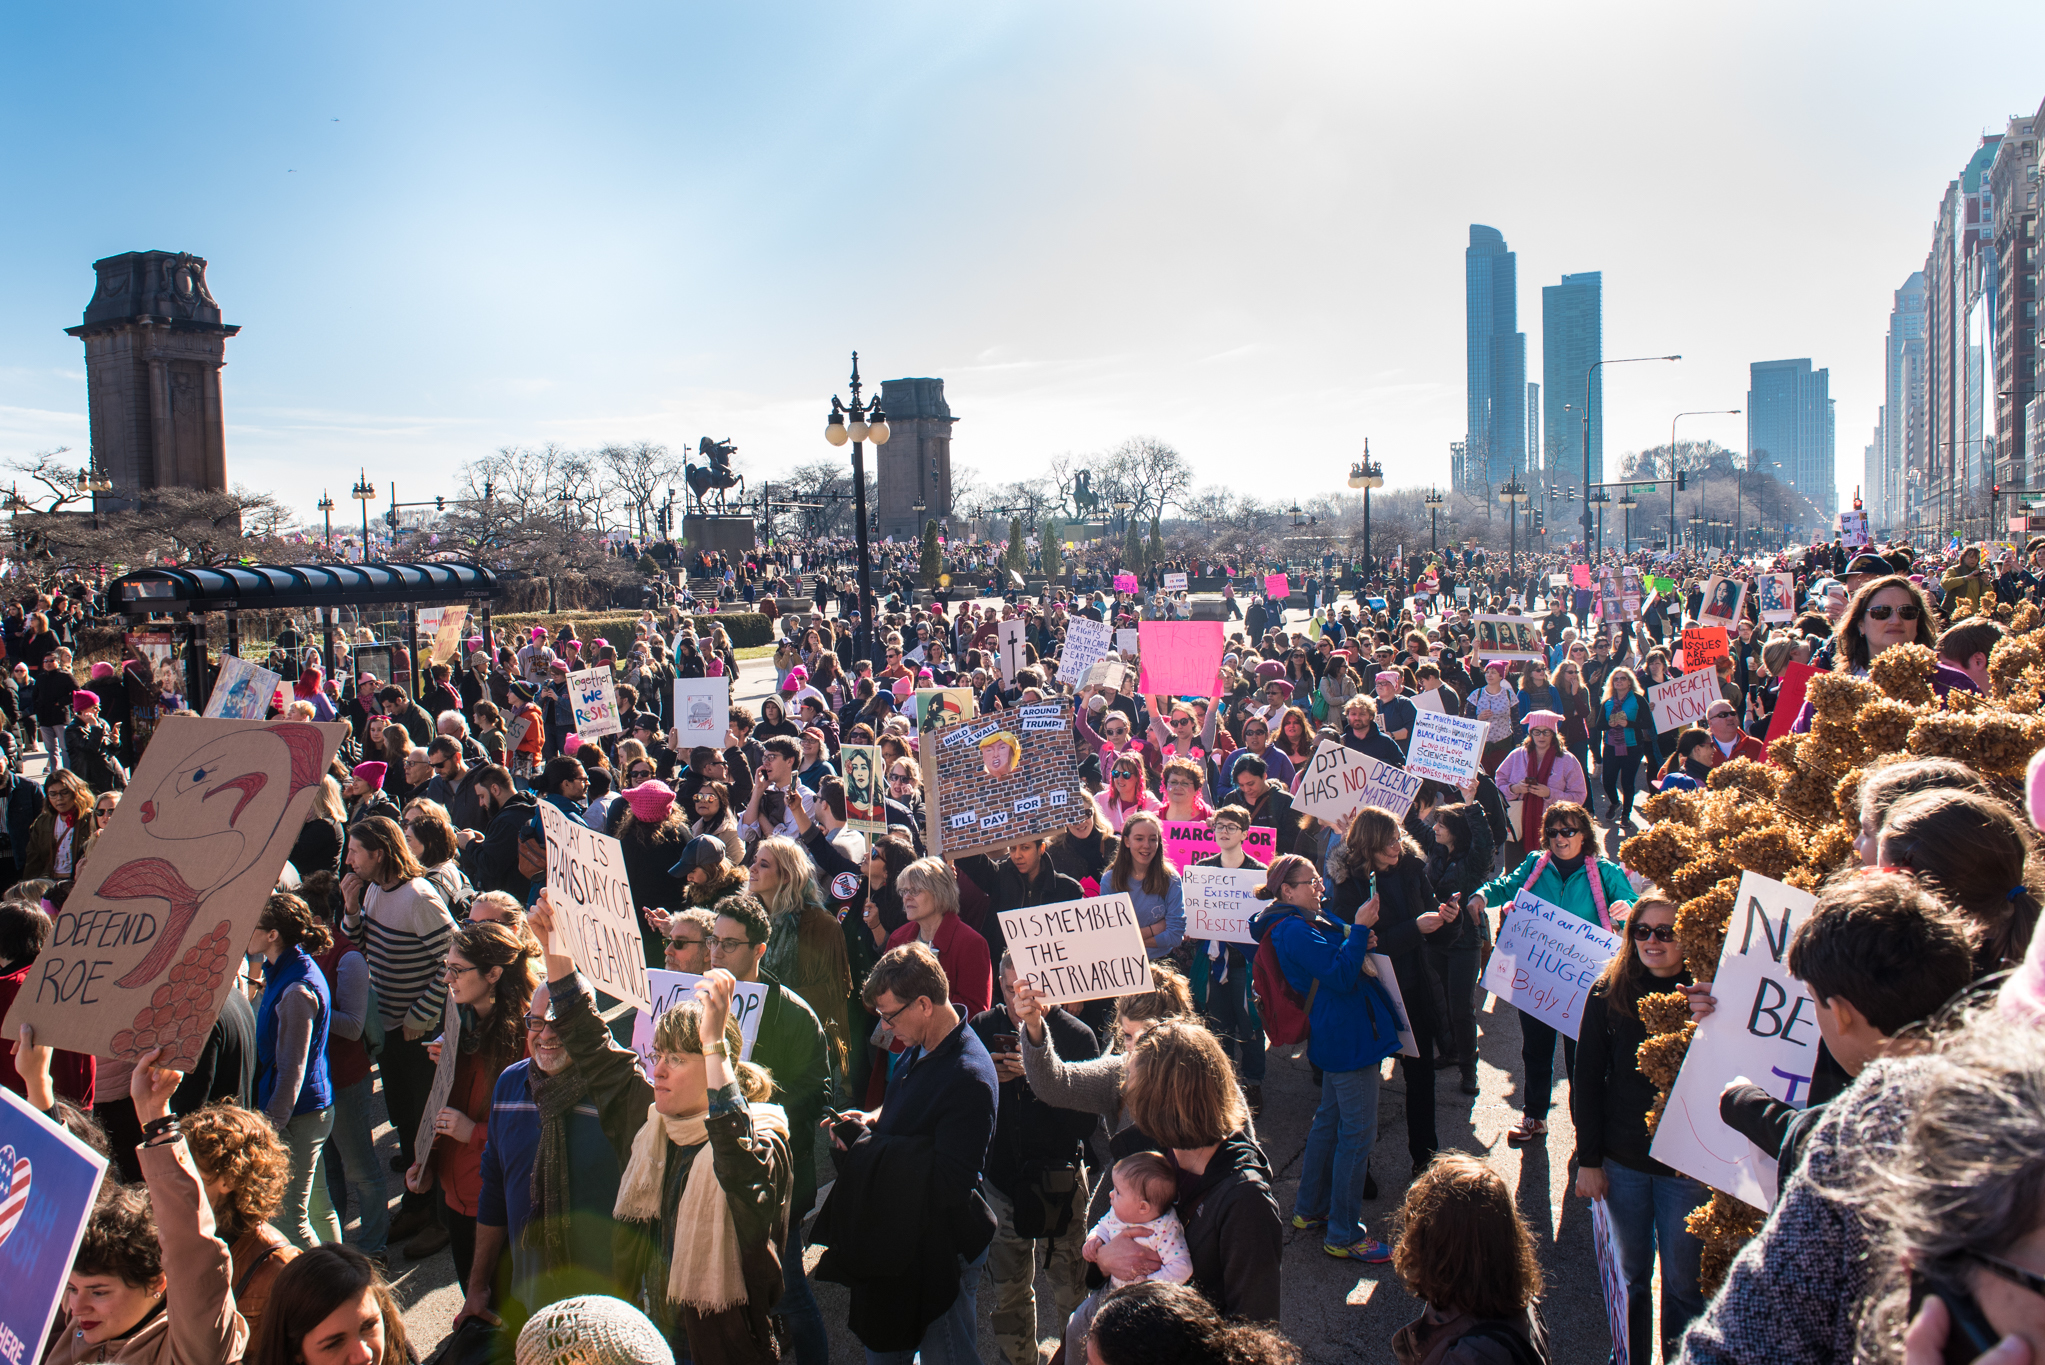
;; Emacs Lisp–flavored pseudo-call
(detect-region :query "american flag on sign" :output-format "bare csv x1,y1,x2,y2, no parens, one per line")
0,1145,29,1248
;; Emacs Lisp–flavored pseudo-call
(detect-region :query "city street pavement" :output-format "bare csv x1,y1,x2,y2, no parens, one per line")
386,597,1636,1362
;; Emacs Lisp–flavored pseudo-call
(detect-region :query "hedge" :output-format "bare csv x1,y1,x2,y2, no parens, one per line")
491,610,774,650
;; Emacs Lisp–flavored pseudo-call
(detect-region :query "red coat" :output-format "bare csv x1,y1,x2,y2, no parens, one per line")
0,960,95,1107
884,912,993,1021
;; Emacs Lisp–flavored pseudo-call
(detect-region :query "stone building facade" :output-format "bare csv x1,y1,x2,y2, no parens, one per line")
876,376,955,540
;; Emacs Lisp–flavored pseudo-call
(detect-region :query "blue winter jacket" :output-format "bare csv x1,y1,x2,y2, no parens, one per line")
1250,904,1405,1074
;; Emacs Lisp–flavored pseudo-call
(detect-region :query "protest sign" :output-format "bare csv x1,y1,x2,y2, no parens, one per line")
1292,740,1423,826
1161,818,1276,871
1058,617,1113,682
538,802,649,1012
1572,564,1593,588
1113,573,1139,593
203,654,283,720
1368,954,1419,1057
1681,624,1730,667
0,1085,111,1362
1754,571,1797,623
568,666,622,739
999,894,1150,1004
1838,508,1871,548
1407,711,1487,785
1470,615,1546,662
998,619,1027,684
429,605,470,665
1650,872,1821,1209
841,744,889,835
1136,621,1224,697
2,717,347,1070
1115,628,1139,654
1698,576,1745,628
632,969,769,1072
1764,661,1823,745
1163,572,1188,592
922,703,1085,859
1264,573,1289,601
914,686,974,734
673,676,728,749
1648,667,1719,734
1591,1198,1632,1365
1180,866,1263,944
1083,658,1126,692
1480,890,1625,1039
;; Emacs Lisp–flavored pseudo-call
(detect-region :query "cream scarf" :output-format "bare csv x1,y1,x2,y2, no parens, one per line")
613,1100,790,1313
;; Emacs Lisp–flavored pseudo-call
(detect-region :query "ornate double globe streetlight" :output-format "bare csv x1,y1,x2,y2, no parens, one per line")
823,353,891,667
1347,442,1384,570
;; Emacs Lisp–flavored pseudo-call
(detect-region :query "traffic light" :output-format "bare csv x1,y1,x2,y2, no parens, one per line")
436,496,445,511
1677,472,1687,492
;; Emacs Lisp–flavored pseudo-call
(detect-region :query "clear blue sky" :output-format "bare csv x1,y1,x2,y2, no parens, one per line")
3,0,2041,526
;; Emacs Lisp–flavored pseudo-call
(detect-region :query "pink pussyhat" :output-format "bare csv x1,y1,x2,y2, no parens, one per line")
564,733,584,755
1522,710,1564,731
623,780,676,823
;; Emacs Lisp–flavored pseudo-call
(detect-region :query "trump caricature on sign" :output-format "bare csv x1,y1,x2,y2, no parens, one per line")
979,731,1022,780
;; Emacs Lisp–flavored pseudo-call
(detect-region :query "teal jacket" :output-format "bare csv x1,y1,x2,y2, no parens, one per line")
1477,851,1635,928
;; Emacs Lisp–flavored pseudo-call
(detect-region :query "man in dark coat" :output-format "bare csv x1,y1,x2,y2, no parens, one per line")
1220,755,1301,858
460,765,540,899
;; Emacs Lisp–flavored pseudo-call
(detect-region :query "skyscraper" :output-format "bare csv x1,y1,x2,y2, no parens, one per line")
1748,359,1836,532
1542,272,1604,498
1465,226,1527,489
1873,272,1926,534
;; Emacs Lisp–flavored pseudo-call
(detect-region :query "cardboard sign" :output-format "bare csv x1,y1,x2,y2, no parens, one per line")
1115,628,1140,655
1650,872,1820,1209
1754,572,1796,623
1591,1198,1633,1365
1406,711,1487,785
1597,565,1643,623
1697,576,1745,628
998,894,1151,1004
1368,953,1420,1057
841,744,889,835
914,686,974,734
1648,667,1720,735
673,676,728,750
1163,572,1188,592
1264,573,1289,601
1292,740,1424,825
1470,615,1546,662
429,605,471,666
1480,890,1625,1040
413,994,463,1168
1058,617,1114,683
922,702,1085,859
1681,625,1730,667
1113,573,1139,594
1180,867,1263,944
1136,621,1224,697
203,654,282,720
1161,819,1276,872
998,619,1028,684
1764,661,1823,746
2,718,348,1069
632,969,769,1071
1082,658,1126,693
538,802,650,1012
0,1085,111,1360
569,666,622,739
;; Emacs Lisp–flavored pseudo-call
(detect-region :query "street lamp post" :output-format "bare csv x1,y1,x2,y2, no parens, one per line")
823,351,891,670
317,492,335,556
1669,408,1740,555
1425,487,1445,553
1347,441,1383,572
1501,476,1528,577
1583,356,1681,555
350,470,376,560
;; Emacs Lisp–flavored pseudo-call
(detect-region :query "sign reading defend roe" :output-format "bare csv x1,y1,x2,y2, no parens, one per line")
998,893,1150,1004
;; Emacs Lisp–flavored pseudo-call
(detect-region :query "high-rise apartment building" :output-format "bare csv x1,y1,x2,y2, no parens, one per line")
1872,272,1926,534
1924,135,2002,542
1465,226,1527,489
1988,103,2040,495
1748,359,1836,532
1542,272,1604,499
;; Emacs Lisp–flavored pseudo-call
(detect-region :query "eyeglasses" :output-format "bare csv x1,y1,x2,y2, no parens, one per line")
522,1013,559,1033
877,997,921,1025
1283,876,1319,889
709,935,755,955
1863,604,1922,622
1629,923,1677,943
443,961,482,980
665,933,707,950
1954,1249,2045,1301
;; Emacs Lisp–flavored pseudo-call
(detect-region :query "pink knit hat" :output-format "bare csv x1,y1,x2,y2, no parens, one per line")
1375,670,1402,685
352,761,387,787
70,690,99,713
90,661,115,680
564,733,584,755
1523,709,1564,731
623,780,676,824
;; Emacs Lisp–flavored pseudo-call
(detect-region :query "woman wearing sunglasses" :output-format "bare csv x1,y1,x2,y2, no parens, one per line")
1095,752,1163,834
1465,802,1635,1146
1571,889,1706,1362
1790,574,1941,734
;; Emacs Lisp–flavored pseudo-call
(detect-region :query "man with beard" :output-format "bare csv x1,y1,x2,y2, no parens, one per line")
458,764,542,900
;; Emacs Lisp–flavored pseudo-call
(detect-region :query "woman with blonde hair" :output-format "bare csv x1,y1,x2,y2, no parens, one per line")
751,835,854,1077
1012,960,1200,1138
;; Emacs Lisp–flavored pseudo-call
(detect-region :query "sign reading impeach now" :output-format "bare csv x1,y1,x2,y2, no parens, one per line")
998,893,1150,1004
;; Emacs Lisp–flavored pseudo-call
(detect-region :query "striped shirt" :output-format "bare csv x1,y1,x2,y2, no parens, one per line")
345,877,454,1032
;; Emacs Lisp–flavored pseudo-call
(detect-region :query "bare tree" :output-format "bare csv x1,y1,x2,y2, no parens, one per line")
1094,437,1194,526
598,441,683,539
3,447,92,514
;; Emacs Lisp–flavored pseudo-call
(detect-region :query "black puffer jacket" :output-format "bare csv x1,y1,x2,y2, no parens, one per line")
1101,1124,1282,1323
1421,805,1495,950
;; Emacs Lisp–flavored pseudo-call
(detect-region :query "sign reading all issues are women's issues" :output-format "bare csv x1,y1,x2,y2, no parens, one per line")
999,893,1150,1004
538,802,649,1012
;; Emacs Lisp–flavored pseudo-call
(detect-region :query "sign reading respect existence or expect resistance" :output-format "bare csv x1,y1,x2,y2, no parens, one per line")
1480,889,1626,1040
632,969,769,1073
1651,872,1821,1211
1406,711,1488,785
538,802,650,1012
1292,740,1425,826
998,893,1151,1004
1181,866,1263,944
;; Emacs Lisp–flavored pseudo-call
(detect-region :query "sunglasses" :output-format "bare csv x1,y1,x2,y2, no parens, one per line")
1863,604,1921,622
1630,923,1677,943
1546,827,1586,842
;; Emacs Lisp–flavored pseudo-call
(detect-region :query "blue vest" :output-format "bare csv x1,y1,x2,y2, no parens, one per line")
256,945,334,1117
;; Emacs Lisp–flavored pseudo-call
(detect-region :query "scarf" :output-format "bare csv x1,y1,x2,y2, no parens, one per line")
1517,742,1558,846
524,1065,591,1271
614,1101,790,1313
1522,850,1611,930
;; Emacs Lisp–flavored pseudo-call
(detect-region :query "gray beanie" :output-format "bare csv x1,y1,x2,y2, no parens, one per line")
514,1295,674,1365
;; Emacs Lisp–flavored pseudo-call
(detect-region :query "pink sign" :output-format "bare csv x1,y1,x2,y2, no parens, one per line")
1136,621,1224,697
1161,819,1277,872
1114,573,1139,593
1265,573,1289,600
1572,564,1592,588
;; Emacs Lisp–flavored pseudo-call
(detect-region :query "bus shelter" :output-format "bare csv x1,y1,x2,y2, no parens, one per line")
106,561,502,707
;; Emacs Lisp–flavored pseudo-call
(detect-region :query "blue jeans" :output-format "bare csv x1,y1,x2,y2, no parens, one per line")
324,1077,390,1256
863,1247,988,1365
1292,1064,1379,1247
779,1220,830,1365
1602,1159,1708,1364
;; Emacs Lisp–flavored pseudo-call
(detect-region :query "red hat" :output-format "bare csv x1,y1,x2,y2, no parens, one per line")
352,761,387,787
623,780,676,824
70,690,99,713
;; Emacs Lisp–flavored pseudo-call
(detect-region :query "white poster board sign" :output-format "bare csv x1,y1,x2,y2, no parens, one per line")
998,894,1150,1004
1648,668,1719,736
998,619,1028,684
1591,1198,1633,1365
673,676,728,749
569,665,623,739
1114,628,1140,656
538,802,650,1012
1058,617,1113,682
632,969,769,1072
1406,711,1487,785
1292,740,1424,826
1368,954,1420,1058
203,654,283,720
1180,866,1263,944
1753,572,1797,624
1649,872,1820,1210
1163,572,1188,592
1480,890,1625,1040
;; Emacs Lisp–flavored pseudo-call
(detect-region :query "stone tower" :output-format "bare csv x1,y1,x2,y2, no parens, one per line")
876,377,955,540
66,252,238,511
